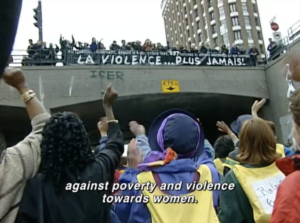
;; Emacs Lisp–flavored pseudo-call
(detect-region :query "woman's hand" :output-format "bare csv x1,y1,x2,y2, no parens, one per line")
129,121,145,136
3,68,27,92
127,139,143,169
216,121,231,134
103,83,118,107
251,99,266,114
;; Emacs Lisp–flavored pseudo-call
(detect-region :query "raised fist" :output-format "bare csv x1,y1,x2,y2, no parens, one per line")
3,68,26,90
129,121,146,136
103,83,118,107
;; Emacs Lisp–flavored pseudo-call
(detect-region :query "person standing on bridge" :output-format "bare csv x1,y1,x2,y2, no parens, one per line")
115,109,220,223
0,68,50,222
16,83,124,223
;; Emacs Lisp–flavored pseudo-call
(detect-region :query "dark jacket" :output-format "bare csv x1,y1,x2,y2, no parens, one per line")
199,46,208,54
218,164,269,223
90,42,98,52
248,48,259,59
230,47,240,55
16,123,124,223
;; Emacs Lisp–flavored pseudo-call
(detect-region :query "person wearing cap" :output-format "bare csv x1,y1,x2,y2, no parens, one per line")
115,109,220,223
219,118,285,223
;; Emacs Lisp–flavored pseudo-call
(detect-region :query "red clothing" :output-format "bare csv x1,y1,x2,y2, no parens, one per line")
270,154,300,223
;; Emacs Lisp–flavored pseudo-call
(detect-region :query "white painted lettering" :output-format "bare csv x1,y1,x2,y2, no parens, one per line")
85,55,94,64
132,55,138,65
155,56,162,65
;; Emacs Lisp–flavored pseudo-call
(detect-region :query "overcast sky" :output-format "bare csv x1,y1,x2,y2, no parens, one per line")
13,0,300,51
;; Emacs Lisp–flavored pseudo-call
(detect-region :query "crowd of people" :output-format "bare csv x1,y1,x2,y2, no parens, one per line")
1,60,300,222
18,35,281,67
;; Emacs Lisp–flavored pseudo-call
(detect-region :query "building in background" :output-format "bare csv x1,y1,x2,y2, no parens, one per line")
161,0,266,58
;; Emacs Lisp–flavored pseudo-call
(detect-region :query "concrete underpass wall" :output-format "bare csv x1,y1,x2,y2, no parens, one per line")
0,66,268,109
265,38,300,143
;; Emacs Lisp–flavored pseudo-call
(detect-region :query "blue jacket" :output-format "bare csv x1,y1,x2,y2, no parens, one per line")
230,47,240,55
284,146,294,157
90,42,98,52
96,134,151,162
248,48,259,56
115,147,220,223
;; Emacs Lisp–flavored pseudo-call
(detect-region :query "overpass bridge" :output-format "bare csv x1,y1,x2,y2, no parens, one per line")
1,36,300,147
0,65,267,146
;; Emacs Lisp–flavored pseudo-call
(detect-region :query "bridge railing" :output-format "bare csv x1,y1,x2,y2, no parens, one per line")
288,20,300,43
9,50,254,67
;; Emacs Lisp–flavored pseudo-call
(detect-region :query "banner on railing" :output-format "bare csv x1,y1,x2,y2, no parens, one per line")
67,50,251,66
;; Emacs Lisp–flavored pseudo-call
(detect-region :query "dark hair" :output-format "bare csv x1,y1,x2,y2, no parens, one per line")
214,135,235,158
40,112,95,193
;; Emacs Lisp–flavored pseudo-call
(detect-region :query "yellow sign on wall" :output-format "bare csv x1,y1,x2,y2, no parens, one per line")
161,80,180,93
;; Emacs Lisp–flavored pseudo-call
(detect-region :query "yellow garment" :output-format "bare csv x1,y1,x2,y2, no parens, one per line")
214,158,224,176
276,143,285,158
223,143,285,170
137,165,220,223
233,163,285,223
119,169,125,175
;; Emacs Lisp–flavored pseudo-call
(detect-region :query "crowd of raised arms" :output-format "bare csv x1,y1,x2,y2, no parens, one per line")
0,59,300,223
19,35,281,66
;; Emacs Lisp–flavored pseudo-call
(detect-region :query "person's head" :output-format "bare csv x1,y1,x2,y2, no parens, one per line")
232,43,236,48
84,42,88,47
157,43,162,47
214,135,235,158
238,118,280,165
145,39,150,44
136,40,141,45
92,37,96,43
269,38,273,43
147,109,204,159
113,40,117,45
252,44,256,49
40,112,95,193
191,43,196,50
36,40,42,46
49,43,53,48
121,40,126,45
230,114,252,136
205,42,210,47
29,39,33,45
